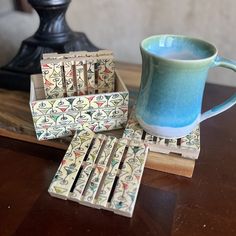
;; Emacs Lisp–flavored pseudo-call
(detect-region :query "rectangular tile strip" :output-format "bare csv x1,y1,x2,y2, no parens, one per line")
123,109,200,160
75,58,87,95
80,136,117,205
41,59,64,99
63,59,76,97
48,129,94,199
69,134,106,202
95,138,128,208
109,140,149,217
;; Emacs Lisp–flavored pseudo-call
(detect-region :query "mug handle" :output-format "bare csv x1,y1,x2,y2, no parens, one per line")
200,56,236,122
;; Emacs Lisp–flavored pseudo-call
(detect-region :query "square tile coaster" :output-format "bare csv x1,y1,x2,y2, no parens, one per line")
48,128,149,217
122,110,200,160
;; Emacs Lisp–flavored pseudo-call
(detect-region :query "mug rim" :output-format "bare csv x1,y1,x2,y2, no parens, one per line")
140,34,218,63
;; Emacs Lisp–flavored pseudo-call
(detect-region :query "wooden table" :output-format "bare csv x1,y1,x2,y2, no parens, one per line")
1,63,236,236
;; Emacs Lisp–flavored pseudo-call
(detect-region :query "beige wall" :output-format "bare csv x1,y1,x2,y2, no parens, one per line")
0,0,236,86
67,0,236,87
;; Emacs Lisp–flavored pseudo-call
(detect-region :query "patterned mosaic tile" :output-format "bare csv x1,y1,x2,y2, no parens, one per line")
48,131,149,218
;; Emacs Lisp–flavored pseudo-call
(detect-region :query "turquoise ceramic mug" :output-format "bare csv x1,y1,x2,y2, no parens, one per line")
136,35,236,138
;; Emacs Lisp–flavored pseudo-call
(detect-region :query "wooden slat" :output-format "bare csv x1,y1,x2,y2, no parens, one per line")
146,151,195,178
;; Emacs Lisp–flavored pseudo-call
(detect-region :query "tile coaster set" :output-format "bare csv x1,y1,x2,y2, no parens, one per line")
30,50,200,217
123,110,200,178
30,50,129,140
48,128,149,217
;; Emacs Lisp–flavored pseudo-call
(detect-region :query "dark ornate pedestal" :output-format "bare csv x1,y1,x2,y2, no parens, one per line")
0,0,99,91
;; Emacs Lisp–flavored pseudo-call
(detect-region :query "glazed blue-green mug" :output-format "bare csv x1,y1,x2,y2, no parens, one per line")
136,35,236,138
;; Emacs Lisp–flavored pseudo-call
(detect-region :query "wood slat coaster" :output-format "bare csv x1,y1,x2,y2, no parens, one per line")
48,130,149,217
123,110,200,160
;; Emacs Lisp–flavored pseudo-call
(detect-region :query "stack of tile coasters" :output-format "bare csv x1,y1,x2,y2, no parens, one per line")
29,50,129,140
122,110,200,178
41,50,115,98
48,128,149,217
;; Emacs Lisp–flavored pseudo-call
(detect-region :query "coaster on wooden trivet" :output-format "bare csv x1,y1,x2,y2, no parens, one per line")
48,128,149,218
123,110,200,159
122,109,200,177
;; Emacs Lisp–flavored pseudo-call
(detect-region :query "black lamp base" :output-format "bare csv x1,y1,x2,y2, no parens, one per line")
0,0,99,91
